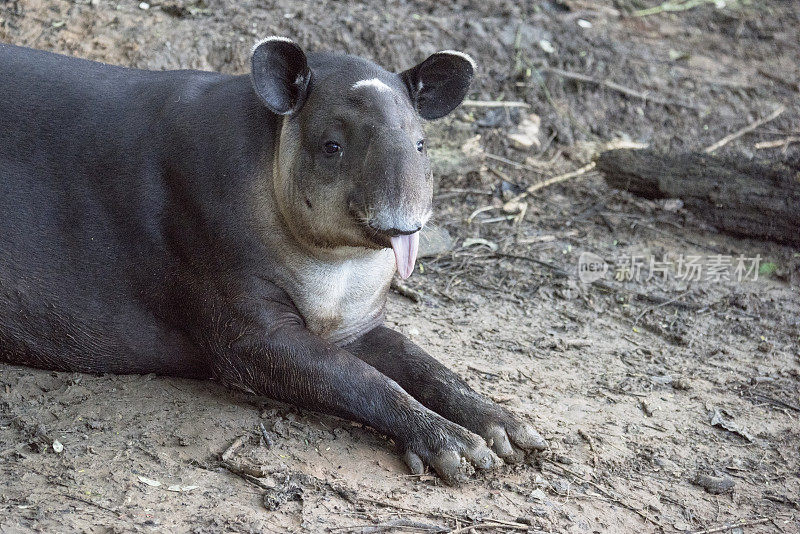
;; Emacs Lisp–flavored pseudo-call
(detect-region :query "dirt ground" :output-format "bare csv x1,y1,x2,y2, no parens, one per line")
1,0,799,532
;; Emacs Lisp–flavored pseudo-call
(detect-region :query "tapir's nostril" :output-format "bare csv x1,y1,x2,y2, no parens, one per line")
368,221,422,237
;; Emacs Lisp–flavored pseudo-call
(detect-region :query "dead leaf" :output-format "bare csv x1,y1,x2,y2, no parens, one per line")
137,475,162,487
462,238,498,251
709,408,754,442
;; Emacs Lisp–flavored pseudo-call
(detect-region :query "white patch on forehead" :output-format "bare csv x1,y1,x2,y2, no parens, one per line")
351,78,394,94
438,50,477,71
251,35,296,55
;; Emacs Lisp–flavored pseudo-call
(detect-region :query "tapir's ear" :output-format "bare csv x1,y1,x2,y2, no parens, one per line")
400,50,475,120
250,37,312,115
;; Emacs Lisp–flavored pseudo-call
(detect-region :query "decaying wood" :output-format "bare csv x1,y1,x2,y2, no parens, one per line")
598,149,800,247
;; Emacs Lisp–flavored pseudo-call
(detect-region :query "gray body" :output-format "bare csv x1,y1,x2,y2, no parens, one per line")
0,39,545,483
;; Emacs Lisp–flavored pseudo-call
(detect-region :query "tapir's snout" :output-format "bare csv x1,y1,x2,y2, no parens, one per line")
356,126,432,231
349,126,432,279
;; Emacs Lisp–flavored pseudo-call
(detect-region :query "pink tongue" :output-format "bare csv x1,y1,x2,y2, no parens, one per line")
390,232,420,280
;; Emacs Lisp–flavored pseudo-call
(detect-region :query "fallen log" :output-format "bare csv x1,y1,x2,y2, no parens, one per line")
597,149,800,248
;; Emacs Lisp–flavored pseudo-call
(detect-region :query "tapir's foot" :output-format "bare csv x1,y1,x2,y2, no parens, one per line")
448,394,547,464
401,409,501,485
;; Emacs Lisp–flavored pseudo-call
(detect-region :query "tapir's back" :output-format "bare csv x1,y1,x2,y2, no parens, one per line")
0,44,213,376
0,43,158,156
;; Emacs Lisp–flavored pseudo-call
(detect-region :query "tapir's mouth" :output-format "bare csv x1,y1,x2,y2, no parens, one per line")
350,206,421,279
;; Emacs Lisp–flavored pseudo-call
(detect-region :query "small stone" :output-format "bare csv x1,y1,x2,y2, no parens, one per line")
651,374,673,386
752,376,775,384
553,454,573,465
418,225,454,258
693,473,735,494
272,418,290,437
52,440,63,453
653,456,680,474
577,19,592,28
661,198,684,212
550,478,570,495
528,488,547,502
138,2,150,9
672,378,691,390
507,114,541,151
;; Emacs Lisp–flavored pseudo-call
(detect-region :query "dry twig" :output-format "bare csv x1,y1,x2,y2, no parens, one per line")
544,460,663,527
448,520,529,533
259,422,275,449
221,435,247,462
490,253,701,312
391,278,423,303
543,67,700,110
754,136,800,150
578,428,599,467
633,289,693,325
484,152,543,172
330,519,446,533
63,494,121,516
504,161,596,209
689,517,771,534
704,105,786,153
220,460,273,490
633,0,718,17
462,99,530,109
467,162,596,224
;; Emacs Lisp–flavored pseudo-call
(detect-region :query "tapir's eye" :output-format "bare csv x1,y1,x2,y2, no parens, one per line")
416,139,425,153
323,141,341,155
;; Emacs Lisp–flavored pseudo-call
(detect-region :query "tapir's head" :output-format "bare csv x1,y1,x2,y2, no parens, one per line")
250,37,474,278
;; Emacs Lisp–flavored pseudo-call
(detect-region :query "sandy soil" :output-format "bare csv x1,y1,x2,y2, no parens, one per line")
1,0,799,532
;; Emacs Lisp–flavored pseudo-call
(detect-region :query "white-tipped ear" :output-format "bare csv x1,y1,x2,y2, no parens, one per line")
250,35,296,55
400,50,475,120
250,37,311,115
437,50,477,72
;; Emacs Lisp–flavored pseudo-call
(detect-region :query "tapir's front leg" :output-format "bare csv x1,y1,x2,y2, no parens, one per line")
345,326,547,463
202,300,500,484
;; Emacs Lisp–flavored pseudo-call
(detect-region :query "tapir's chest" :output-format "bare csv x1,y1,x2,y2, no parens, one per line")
278,249,396,345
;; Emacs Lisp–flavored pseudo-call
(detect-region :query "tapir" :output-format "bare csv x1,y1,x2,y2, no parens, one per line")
0,38,546,483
